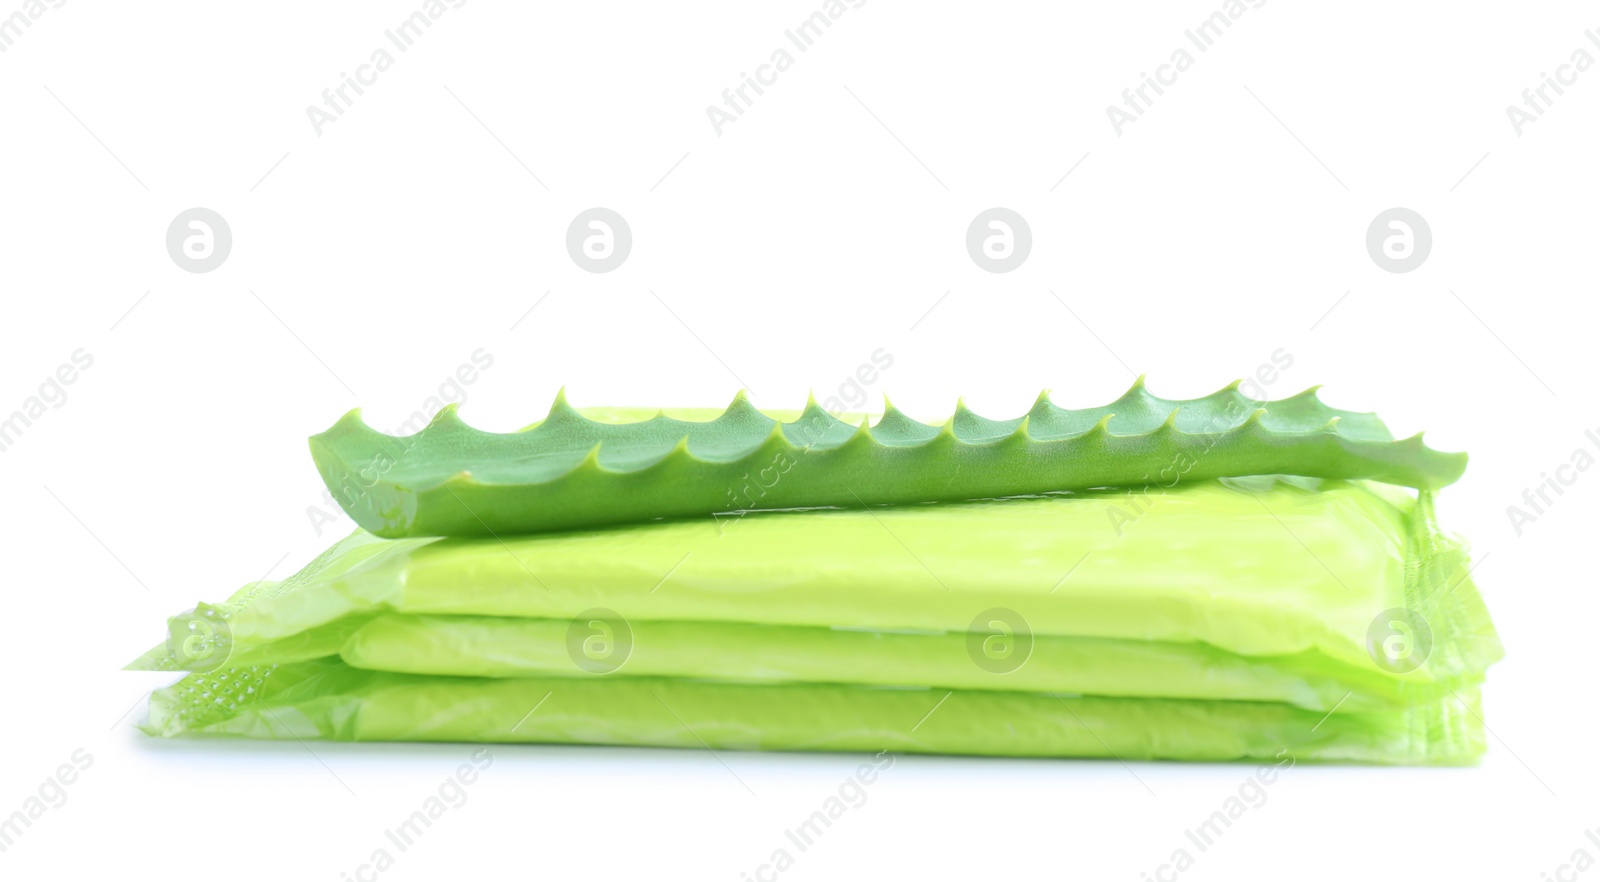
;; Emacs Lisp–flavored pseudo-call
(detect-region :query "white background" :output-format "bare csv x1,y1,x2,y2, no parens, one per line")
2,1,1596,879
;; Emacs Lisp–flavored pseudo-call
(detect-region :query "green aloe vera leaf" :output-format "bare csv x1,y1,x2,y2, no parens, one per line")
129,478,1501,689
309,381,1468,538
339,613,1481,713
140,659,1487,765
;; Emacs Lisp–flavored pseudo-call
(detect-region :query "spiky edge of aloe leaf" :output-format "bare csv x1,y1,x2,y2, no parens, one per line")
309,378,1467,538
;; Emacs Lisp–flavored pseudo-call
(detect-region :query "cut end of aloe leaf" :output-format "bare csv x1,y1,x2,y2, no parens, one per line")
309,379,1467,538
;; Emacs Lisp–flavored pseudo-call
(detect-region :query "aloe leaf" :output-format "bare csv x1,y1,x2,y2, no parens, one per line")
311,378,1466,538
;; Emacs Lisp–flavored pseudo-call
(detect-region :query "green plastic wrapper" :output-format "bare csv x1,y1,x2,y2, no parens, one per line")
132,476,1500,761
334,613,1458,713
141,659,1486,764
133,477,1497,678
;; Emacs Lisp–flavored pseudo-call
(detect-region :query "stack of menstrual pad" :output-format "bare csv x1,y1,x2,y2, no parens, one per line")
130,384,1501,763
